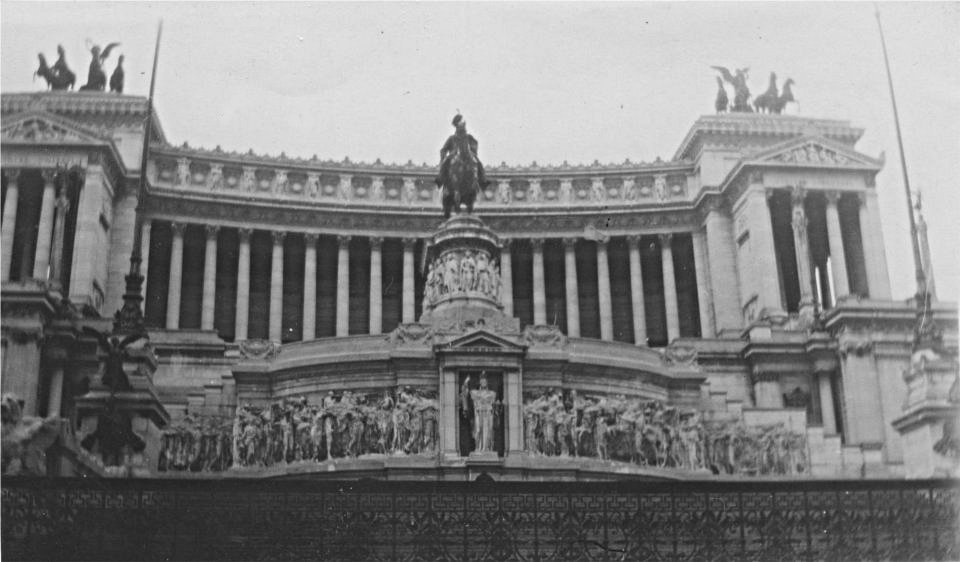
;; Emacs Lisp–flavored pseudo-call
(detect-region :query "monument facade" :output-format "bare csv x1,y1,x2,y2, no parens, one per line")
1,90,957,481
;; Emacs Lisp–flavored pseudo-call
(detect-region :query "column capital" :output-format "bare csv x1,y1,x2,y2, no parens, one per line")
205,224,221,239
499,238,512,252
853,191,867,205
40,169,59,183
272,231,286,245
562,237,579,249
238,227,253,241
305,232,320,244
3,168,23,183
337,234,352,248
658,232,673,246
530,238,544,251
170,221,187,236
369,236,383,250
401,237,418,250
626,234,643,248
824,190,842,205
790,185,807,206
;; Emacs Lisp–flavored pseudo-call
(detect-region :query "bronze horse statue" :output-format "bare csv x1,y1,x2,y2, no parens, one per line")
35,53,75,91
440,142,479,219
753,72,779,113
772,78,796,114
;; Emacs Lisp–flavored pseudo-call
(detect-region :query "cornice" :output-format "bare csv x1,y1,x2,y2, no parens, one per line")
673,113,865,161
151,144,694,176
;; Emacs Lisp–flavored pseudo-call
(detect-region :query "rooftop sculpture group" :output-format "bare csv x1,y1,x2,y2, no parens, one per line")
712,66,795,114
35,43,124,93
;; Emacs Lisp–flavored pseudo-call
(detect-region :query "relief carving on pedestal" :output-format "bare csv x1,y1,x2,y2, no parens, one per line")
424,248,501,306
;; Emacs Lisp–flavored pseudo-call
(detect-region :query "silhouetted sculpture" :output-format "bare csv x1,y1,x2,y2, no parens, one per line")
79,42,120,91
712,65,752,112
772,78,796,114
109,54,124,93
714,76,728,113
753,72,779,113
35,45,75,91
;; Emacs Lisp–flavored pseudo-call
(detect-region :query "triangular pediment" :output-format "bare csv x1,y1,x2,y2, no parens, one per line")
748,136,882,170
1,111,109,145
443,330,525,352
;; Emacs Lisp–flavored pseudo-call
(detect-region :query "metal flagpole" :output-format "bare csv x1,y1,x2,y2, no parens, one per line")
874,5,925,297
114,20,163,334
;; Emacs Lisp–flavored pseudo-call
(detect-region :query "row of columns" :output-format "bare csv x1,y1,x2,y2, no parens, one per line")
1,169,62,283
786,187,885,308
511,235,687,345
153,223,420,340
152,222,698,344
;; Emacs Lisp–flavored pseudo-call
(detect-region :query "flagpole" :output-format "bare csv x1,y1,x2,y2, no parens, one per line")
874,5,925,298
115,20,162,333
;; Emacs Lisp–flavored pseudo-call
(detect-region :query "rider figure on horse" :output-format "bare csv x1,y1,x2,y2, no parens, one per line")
435,114,490,190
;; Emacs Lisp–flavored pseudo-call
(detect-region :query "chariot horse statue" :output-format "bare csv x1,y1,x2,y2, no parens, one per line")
436,114,489,219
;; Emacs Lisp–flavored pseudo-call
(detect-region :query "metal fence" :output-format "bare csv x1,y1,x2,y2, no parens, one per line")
3,477,958,561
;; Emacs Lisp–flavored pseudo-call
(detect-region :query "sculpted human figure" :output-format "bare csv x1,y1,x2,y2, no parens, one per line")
80,42,120,91
461,251,476,292
321,391,337,459
420,398,439,453
524,405,540,454
444,253,460,293
467,374,497,453
475,251,490,294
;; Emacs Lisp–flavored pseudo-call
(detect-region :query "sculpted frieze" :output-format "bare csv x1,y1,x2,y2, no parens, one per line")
522,325,566,348
424,247,501,306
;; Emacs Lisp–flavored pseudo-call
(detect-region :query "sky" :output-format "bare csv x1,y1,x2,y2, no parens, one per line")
2,1,958,303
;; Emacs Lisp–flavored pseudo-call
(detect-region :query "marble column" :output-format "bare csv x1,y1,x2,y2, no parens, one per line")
1,169,20,281
562,238,581,338
32,170,58,280
234,228,252,341
596,239,613,341
139,220,152,296
691,228,715,337
859,191,892,299
369,237,383,335
302,233,318,340
49,186,71,288
749,188,784,316
336,235,351,337
165,222,186,330
790,187,816,310
269,231,285,341
824,191,850,300
401,238,416,323
703,199,742,332
627,235,647,345
46,364,64,417
499,240,514,316
531,238,546,325
660,233,680,343
818,371,837,434
201,225,219,330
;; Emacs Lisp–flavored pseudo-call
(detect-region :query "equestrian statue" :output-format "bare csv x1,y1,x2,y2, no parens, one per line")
35,45,76,91
435,114,490,219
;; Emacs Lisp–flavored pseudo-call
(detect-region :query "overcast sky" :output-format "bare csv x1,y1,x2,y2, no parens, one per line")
3,2,958,303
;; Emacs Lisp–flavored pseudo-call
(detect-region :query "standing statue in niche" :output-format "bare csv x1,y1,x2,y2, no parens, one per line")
435,114,489,218
465,373,497,453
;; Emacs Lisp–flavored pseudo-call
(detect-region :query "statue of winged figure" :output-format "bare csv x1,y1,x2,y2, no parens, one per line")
712,66,752,112
80,42,121,91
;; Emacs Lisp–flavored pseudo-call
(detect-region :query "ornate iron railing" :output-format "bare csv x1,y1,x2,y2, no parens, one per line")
3,477,958,561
